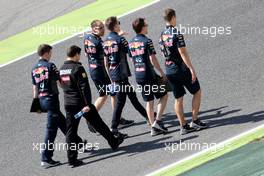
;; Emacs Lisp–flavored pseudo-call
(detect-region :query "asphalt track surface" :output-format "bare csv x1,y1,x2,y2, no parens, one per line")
0,0,264,176
0,0,95,40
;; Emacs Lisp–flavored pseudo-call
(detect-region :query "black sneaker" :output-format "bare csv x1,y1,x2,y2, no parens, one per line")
110,135,124,151
69,159,84,168
41,159,61,168
152,120,168,132
190,119,208,130
151,127,163,136
111,129,129,139
180,124,196,135
118,118,134,129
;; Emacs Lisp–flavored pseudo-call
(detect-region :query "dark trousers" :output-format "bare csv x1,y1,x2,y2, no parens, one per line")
111,79,148,130
65,104,117,163
39,95,66,162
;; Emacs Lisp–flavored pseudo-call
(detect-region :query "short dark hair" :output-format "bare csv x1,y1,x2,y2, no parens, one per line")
163,8,176,22
105,16,118,31
91,19,102,28
132,18,145,34
67,45,81,57
37,44,52,56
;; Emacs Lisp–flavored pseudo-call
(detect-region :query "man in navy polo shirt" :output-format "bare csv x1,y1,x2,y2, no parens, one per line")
84,20,132,132
103,16,149,137
159,9,208,135
84,20,112,111
128,18,169,136
31,44,66,167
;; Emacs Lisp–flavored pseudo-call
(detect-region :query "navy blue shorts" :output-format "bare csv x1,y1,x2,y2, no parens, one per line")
138,80,167,102
167,69,200,99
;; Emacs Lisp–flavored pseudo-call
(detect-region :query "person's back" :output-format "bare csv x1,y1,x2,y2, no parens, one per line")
104,31,131,82
103,16,150,137
159,8,208,135
31,44,66,168
159,26,187,75
32,58,59,97
129,34,156,83
128,18,169,136
83,20,114,113
84,33,108,81
59,45,124,167
60,60,91,107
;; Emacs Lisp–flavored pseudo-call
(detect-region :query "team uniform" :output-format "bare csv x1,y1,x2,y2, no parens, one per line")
128,34,167,102
104,32,148,134
159,25,200,99
84,33,112,96
31,58,66,165
59,60,123,165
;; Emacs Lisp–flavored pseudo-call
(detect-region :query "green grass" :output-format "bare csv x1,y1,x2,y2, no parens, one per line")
152,126,264,176
0,0,154,65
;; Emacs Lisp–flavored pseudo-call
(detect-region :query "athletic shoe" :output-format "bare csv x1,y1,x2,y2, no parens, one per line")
41,159,61,168
111,129,129,139
152,120,168,132
118,118,134,129
69,159,84,168
180,124,196,135
151,127,164,136
190,119,208,130
110,135,124,151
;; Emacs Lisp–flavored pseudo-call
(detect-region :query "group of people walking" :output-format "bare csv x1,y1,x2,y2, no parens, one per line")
31,8,208,168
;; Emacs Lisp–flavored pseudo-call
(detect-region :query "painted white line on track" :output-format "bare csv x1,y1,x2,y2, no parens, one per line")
0,0,160,69
146,123,264,176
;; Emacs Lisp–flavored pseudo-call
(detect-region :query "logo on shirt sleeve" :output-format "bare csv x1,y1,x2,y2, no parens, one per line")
82,73,87,78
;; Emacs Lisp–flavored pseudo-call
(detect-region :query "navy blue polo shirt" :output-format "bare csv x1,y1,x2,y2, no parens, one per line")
159,25,186,75
31,58,59,96
128,34,156,83
84,33,109,81
103,32,131,82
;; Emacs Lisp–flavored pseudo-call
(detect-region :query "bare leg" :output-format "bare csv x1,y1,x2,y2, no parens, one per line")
192,89,201,121
94,95,107,111
146,100,155,125
156,93,168,121
174,96,186,126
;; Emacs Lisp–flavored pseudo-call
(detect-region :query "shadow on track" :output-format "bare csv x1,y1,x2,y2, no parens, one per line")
162,106,264,129
45,106,264,169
